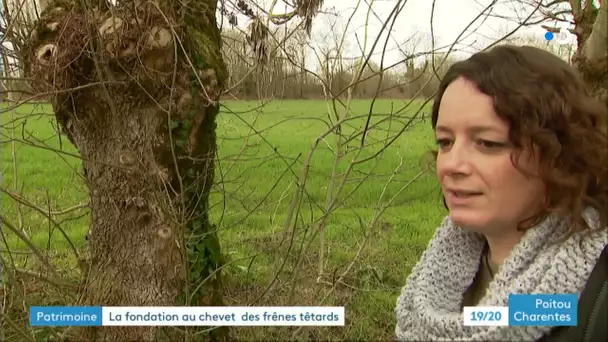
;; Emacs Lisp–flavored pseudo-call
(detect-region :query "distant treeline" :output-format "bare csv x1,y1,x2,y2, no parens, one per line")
220,28,455,101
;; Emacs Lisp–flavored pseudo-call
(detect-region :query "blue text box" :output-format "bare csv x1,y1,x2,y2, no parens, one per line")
508,294,577,326
30,306,103,326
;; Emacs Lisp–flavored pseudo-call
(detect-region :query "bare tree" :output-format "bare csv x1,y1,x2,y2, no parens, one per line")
567,0,606,103
491,0,606,102
14,0,323,340
1,0,46,101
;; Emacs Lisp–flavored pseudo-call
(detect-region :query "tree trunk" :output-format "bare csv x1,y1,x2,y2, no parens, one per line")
570,1,607,105
24,0,228,341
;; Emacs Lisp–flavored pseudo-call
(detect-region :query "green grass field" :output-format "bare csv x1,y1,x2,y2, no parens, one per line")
1,99,446,341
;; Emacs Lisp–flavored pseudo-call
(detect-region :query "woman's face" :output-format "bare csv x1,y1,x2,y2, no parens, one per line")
435,77,545,234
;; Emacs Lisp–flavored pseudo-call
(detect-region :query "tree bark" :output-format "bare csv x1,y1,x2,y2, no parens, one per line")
570,1,607,105
24,0,228,341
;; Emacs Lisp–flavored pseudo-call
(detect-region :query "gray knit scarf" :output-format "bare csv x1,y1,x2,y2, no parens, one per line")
395,208,607,341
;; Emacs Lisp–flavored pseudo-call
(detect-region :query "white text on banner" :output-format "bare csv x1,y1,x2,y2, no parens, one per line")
463,306,509,326
102,306,345,326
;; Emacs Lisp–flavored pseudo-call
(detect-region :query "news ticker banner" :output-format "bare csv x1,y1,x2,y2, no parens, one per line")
30,306,345,327
463,294,577,326
30,294,576,327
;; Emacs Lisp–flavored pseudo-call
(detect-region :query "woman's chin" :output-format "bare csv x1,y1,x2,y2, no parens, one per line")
448,211,487,231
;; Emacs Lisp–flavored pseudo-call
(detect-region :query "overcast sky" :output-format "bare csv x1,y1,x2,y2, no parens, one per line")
309,0,576,67
0,0,581,72
232,0,580,71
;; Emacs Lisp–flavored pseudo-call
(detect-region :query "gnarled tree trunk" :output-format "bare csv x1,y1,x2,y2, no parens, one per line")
570,1,607,105
24,0,228,340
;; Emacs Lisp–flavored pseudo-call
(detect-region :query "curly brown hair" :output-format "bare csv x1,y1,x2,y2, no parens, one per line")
429,44,607,235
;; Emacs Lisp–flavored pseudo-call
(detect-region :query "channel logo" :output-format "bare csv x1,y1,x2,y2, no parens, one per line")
544,27,574,45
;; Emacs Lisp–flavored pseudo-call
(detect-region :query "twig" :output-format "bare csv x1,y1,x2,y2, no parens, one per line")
1,188,82,260
13,267,78,294
0,214,60,278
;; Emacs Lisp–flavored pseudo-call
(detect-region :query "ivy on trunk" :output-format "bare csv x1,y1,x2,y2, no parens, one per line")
23,0,228,340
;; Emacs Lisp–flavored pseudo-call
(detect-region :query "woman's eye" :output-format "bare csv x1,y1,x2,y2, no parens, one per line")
477,139,505,149
435,138,451,148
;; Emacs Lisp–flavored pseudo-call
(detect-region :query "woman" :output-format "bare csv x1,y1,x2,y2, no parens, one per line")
394,44,608,341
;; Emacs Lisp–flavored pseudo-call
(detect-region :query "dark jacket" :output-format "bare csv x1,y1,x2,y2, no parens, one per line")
541,244,608,342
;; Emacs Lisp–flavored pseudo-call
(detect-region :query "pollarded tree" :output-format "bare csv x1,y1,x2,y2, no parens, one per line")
569,0,607,105
537,0,607,104
22,0,322,340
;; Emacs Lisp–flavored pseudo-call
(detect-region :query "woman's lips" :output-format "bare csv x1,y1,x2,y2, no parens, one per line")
445,189,483,205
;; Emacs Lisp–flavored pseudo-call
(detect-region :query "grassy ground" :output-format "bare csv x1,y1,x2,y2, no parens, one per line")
1,99,446,341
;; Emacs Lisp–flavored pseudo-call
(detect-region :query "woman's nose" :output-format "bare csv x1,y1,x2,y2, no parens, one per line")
439,142,472,176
